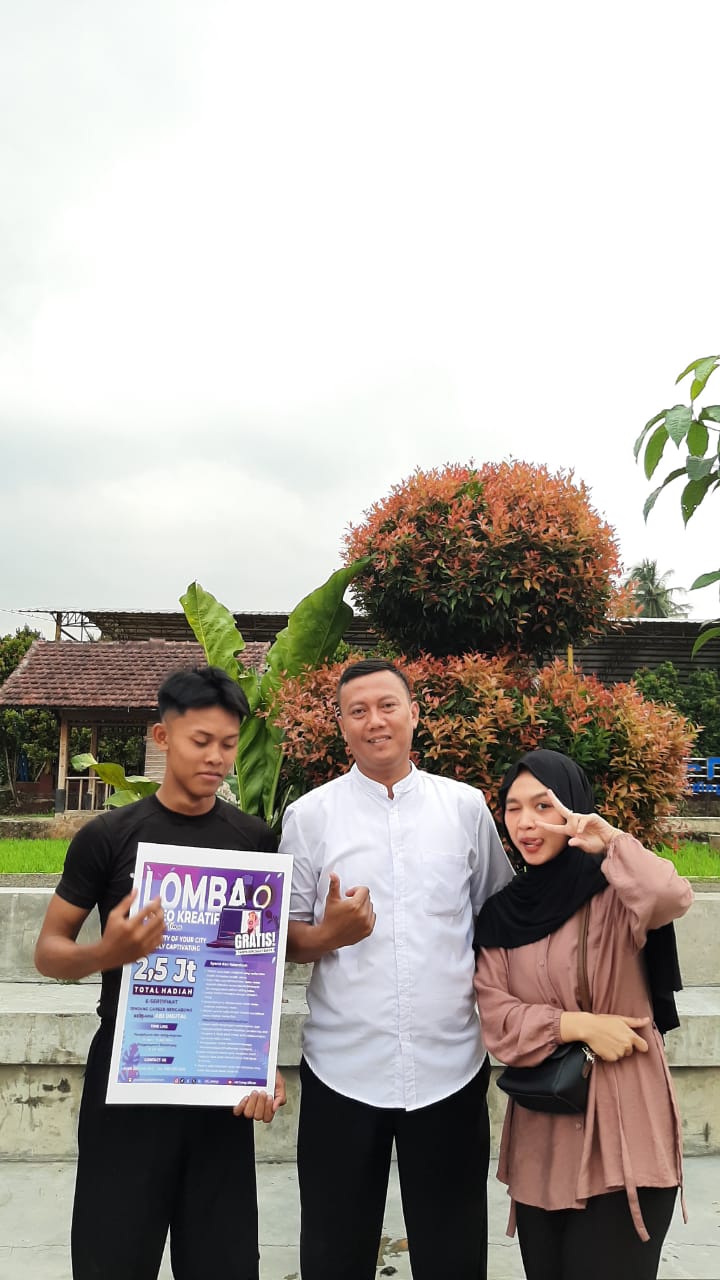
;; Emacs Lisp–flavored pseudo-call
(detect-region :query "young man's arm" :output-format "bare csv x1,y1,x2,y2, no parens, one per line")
34,889,164,980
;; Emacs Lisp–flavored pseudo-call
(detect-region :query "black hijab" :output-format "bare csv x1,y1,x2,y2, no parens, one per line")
473,749,682,1033
473,750,609,950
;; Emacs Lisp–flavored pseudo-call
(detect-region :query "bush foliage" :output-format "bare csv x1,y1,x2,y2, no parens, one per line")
0,629,57,796
275,654,695,846
344,462,631,658
633,662,720,757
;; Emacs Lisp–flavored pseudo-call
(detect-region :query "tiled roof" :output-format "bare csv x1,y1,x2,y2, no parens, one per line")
0,640,270,711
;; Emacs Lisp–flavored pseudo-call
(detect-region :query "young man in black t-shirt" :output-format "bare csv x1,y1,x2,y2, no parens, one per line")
35,666,284,1280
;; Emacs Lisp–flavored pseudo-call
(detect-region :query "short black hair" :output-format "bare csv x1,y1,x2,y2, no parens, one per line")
157,666,250,722
336,659,412,707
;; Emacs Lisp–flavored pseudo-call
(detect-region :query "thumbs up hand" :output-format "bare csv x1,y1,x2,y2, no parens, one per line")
320,872,376,950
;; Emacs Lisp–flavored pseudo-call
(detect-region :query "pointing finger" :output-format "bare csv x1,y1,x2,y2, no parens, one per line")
536,818,569,832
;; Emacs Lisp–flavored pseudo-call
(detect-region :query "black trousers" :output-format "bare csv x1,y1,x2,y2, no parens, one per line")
297,1055,491,1280
515,1186,678,1280
71,1022,259,1280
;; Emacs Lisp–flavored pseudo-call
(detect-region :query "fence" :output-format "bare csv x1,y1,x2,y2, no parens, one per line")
64,775,112,811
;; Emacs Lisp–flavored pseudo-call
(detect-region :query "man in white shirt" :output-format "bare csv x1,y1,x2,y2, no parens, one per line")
280,659,513,1280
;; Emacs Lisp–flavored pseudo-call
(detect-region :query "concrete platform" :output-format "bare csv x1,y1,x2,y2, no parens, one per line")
0,982,309,1163
2,884,720,1162
0,1157,718,1280
673,891,720,985
2,983,719,1160
664,816,720,838
0,890,314,987
4,980,718,1071
4,883,718,986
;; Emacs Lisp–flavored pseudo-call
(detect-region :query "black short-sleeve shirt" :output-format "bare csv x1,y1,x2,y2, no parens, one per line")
57,795,278,1020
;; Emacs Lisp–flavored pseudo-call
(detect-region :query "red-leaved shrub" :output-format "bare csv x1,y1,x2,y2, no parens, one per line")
344,462,629,658
275,654,694,846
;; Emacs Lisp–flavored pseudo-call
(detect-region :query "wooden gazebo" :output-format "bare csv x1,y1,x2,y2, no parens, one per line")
0,639,268,811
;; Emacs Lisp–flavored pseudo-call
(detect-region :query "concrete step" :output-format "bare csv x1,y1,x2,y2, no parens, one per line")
1,886,718,1163
673,891,719,986
0,982,309,1163
3,982,718,1073
1,889,98,984
0,888,313,987
664,816,720,838
1,980,718,1161
0,981,309,1069
4,885,718,985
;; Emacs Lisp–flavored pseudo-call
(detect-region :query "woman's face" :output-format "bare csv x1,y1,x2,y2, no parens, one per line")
504,769,568,866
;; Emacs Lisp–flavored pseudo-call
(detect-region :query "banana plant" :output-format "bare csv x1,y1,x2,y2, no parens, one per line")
71,753,159,807
180,559,367,825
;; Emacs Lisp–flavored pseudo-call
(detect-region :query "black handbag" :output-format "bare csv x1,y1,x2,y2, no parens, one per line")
495,901,595,1115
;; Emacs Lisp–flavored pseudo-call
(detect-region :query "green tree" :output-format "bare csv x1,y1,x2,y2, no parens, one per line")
0,628,57,804
70,726,145,775
685,669,720,757
634,661,720,756
632,661,683,707
0,626,45,686
635,354,720,651
623,560,688,618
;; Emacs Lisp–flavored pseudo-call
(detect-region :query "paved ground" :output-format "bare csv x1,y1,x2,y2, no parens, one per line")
0,1157,718,1279
0,875,57,887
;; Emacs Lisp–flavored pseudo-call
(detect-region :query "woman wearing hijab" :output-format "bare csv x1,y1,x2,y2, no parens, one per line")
474,749,693,1280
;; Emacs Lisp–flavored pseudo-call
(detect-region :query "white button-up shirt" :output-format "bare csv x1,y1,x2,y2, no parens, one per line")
280,764,513,1110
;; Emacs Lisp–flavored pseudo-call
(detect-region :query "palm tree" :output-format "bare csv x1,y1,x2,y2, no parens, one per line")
624,560,689,618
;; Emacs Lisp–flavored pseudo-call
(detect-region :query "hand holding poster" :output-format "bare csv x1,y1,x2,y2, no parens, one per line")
107,843,292,1106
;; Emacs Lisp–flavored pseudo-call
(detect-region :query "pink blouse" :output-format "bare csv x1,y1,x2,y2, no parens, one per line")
474,836,693,1239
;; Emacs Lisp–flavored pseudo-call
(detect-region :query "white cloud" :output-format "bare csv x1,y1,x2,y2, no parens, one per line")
1,0,719,633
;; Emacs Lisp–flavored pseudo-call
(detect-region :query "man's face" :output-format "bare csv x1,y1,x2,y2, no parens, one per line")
337,670,419,786
153,706,240,805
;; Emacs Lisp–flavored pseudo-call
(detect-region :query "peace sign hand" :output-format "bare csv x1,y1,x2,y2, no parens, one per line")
537,789,618,854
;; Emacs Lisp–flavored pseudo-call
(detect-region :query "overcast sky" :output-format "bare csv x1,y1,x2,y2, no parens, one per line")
2,1,719,643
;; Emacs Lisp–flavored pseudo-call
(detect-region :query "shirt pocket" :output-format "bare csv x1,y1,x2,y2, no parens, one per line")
422,853,470,916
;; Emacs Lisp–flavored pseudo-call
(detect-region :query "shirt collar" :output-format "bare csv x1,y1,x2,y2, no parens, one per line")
350,761,419,800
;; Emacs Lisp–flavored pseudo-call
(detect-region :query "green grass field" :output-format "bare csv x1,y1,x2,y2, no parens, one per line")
0,837,718,878
0,839,69,874
656,842,720,878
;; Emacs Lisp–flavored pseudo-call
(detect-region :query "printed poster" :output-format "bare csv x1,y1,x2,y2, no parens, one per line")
107,842,292,1105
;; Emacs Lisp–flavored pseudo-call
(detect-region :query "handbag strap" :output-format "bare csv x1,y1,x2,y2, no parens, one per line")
576,900,592,1012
